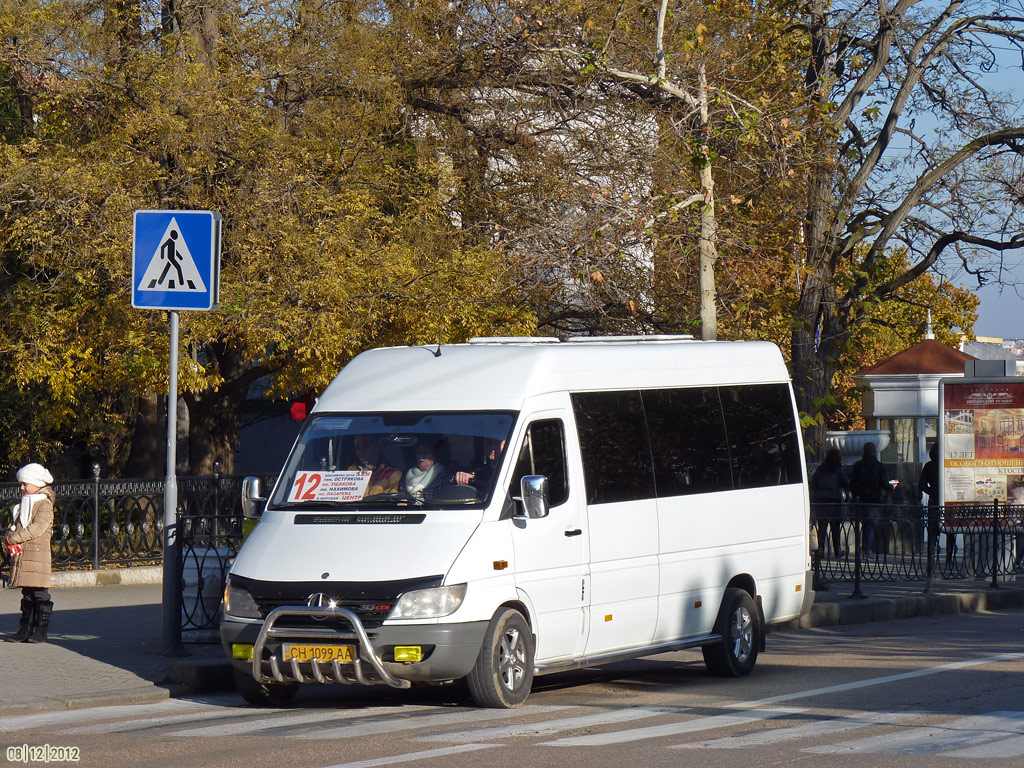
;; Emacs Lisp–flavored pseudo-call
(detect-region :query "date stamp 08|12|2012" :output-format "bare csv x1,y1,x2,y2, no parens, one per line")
6,745,80,764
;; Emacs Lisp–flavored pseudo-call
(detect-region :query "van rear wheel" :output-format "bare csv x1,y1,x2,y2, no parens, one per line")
702,588,760,677
466,608,534,708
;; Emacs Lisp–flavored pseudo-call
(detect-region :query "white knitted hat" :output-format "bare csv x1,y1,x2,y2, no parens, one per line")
17,463,53,488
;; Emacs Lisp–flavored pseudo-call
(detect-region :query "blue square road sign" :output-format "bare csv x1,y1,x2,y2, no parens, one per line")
132,210,221,311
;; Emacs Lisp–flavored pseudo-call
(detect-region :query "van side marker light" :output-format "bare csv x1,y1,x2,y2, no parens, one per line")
493,560,508,571
605,614,613,622
796,584,802,592
694,601,702,608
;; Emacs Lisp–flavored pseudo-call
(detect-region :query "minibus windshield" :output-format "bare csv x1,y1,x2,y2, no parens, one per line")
269,411,517,509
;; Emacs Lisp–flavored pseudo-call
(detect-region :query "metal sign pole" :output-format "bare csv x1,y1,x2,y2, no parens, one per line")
133,209,219,655
162,310,183,655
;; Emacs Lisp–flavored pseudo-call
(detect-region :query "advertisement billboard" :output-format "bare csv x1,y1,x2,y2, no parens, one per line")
940,379,1024,505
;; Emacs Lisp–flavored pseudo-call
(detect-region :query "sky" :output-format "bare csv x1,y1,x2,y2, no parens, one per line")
973,281,1024,339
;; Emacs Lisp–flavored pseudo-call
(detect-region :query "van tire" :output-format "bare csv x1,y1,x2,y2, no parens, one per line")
466,608,535,708
233,667,300,706
702,588,760,677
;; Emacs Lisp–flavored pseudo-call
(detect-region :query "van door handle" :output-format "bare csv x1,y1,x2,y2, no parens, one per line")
564,529,582,537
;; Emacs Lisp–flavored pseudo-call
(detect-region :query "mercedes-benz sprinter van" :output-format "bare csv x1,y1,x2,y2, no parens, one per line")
222,336,814,708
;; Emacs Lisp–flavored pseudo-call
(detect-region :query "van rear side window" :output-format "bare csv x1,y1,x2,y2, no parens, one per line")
572,384,802,505
719,384,803,489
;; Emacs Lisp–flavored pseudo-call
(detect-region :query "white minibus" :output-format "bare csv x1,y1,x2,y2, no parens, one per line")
222,336,814,708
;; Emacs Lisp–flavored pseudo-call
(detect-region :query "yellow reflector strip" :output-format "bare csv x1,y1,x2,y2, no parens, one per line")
394,646,423,662
232,644,254,661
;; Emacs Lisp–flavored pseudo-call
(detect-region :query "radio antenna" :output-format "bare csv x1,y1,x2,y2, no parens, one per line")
434,327,443,357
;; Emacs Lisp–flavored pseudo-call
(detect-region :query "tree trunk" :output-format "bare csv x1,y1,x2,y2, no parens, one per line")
792,161,843,460
697,63,718,341
123,392,164,477
184,344,252,475
186,387,244,475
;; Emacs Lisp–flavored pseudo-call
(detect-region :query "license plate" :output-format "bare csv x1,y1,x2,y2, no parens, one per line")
282,644,356,663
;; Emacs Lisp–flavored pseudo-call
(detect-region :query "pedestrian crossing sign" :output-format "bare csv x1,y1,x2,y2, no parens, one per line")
132,210,221,310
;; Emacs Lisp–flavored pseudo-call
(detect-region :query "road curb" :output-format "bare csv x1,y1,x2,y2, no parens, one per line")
794,585,1024,629
0,687,170,717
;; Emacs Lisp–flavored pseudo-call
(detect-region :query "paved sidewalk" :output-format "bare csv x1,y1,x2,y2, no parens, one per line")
1,575,1023,715
0,584,226,716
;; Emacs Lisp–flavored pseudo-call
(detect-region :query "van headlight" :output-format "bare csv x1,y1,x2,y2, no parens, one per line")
224,581,261,619
389,584,467,619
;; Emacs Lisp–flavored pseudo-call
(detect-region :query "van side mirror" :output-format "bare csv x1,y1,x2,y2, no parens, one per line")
241,476,266,519
520,475,549,519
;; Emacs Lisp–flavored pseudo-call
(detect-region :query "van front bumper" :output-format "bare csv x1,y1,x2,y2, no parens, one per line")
222,607,488,687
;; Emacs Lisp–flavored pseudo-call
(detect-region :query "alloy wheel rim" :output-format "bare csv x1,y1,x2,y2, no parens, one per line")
730,606,753,662
498,626,527,691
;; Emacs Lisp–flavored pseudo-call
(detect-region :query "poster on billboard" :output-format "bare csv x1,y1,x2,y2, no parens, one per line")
939,379,1024,506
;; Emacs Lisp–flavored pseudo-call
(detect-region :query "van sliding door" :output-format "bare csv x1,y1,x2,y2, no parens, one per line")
571,391,659,656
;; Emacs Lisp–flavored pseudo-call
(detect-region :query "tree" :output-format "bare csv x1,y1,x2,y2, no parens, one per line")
793,0,1024,455
827,250,978,430
0,0,535,476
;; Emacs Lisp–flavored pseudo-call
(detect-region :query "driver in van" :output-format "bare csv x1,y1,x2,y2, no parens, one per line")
348,435,402,497
454,438,506,489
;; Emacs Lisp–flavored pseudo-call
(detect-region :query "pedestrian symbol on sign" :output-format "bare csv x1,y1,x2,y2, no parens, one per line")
137,217,207,293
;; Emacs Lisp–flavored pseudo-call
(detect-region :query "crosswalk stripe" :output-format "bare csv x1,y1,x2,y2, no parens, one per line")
415,705,683,743
804,712,1024,755
672,710,921,749
947,733,1024,759
731,652,1024,709
541,707,807,747
59,706,259,735
318,744,501,768
172,704,445,738
287,705,570,740
0,695,239,733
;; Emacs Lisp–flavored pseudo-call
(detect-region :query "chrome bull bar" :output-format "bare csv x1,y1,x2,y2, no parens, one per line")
250,606,411,689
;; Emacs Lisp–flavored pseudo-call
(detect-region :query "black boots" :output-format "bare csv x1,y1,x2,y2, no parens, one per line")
7,591,52,643
26,600,52,644
6,597,34,643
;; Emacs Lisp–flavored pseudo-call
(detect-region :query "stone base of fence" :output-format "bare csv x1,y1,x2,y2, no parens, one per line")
51,565,162,589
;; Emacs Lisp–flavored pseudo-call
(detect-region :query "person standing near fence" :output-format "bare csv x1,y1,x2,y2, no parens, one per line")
851,442,889,557
810,448,848,558
4,463,55,643
919,444,941,561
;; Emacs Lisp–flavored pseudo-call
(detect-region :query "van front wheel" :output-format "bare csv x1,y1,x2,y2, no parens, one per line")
702,588,760,677
233,667,299,707
466,608,535,708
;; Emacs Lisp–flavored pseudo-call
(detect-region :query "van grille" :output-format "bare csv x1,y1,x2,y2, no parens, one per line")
229,573,444,629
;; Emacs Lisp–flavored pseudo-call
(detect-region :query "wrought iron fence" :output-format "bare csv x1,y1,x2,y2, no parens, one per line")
6,480,1021,634
0,474,277,633
812,501,1024,588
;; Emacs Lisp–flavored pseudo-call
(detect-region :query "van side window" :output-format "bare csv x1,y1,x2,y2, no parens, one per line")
719,384,803,489
510,420,569,506
644,387,733,496
571,391,656,505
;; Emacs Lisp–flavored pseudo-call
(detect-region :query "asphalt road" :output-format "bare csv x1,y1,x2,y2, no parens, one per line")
3,608,1024,768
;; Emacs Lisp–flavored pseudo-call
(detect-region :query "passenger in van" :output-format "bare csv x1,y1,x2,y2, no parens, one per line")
404,442,449,500
348,435,402,497
454,438,506,489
